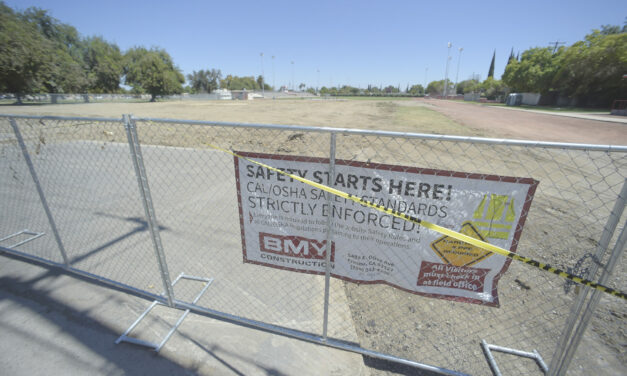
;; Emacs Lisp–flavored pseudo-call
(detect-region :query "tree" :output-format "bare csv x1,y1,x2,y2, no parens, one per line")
487,50,495,78
600,24,621,35
504,47,516,75
407,84,424,96
0,4,54,102
481,78,508,100
256,75,264,90
83,37,123,93
20,6,93,96
502,47,561,93
553,28,627,106
298,82,306,91
384,85,399,94
502,24,625,106
124,47,184,101
456,79,480,94
187,69,222,93
0,4,125,99
220,75,258,90
426,80,446,95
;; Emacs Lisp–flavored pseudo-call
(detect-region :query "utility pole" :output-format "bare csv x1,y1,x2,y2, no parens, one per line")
548,40,565,53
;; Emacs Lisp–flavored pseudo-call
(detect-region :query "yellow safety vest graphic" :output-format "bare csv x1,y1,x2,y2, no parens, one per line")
471,194,516,240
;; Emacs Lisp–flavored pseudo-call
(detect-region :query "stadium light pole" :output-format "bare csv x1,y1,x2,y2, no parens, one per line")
260,52,265,97
454,47,463,96
291,61,295,91
271,56,275,92
444,42,452,98
317,68,320,94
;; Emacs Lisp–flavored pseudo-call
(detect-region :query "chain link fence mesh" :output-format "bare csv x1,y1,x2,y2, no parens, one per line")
133,119,338,336
1,114,625,375
1,117,63,263
0,116,163,295
328,135,627,375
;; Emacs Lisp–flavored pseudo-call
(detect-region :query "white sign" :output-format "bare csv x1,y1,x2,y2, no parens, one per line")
234,152,538,306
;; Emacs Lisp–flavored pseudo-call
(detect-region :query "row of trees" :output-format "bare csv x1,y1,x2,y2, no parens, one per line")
503,25,626,106
185,70,273,93
317,84,426,97
0,2,276,101
422,23,625,105
0,4,187,102
425,78,508,99
1,1,623,106
0,3,185,102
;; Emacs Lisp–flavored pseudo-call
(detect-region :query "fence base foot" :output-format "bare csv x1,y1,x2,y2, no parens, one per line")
0,229,45,249
115,273,213,352
481,339,548,375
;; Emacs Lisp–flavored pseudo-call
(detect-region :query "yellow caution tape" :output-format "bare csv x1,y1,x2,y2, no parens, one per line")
206,143,627,301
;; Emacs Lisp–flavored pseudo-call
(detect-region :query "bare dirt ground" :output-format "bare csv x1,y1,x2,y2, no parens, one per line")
1,98,625,145
1,99,625,375
418,99,627,145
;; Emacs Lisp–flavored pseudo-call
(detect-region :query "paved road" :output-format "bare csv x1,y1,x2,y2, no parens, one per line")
0,139,368,376
488,105,627,124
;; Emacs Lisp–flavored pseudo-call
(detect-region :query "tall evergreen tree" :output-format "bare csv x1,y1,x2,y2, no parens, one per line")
504,48,516,75
488,50,496,78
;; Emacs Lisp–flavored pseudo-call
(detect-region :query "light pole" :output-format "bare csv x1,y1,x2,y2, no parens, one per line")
291,61,295,91
454,47,463,96
317,68,320,94
260,52,264,97
271,56,275,92
444,42,452,98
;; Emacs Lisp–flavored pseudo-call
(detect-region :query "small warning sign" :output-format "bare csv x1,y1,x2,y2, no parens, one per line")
430,221,494,267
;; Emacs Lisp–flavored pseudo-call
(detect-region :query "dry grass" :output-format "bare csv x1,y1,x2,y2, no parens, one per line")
0,99,476,136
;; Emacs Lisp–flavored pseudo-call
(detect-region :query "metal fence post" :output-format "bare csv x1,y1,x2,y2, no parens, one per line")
123,115,175,307
322,133,337,340
9,117,69,266
552,192,627,375
548,179,627,375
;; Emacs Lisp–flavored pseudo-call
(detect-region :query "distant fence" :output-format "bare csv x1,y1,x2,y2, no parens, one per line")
0,91,317,104
0,93,153,104
1,114,626,375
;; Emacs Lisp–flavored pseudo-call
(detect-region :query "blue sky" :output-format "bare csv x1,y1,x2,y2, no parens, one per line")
7,0,626,89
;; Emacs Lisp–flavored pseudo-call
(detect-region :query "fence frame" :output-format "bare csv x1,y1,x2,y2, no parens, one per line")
1,113,626,375
549,179,627,375
123,114,175,307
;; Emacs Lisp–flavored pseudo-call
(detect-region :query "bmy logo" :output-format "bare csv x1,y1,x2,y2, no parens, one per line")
259,232,336,262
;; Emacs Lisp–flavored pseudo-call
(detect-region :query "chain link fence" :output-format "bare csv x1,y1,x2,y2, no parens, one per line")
1,114,625,375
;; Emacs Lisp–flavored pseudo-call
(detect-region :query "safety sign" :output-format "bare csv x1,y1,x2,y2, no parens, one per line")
234,152,538,306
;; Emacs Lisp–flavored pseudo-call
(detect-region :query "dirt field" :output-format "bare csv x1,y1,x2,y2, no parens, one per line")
2,98,625,145
1,99,625,375
419,99,627,145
